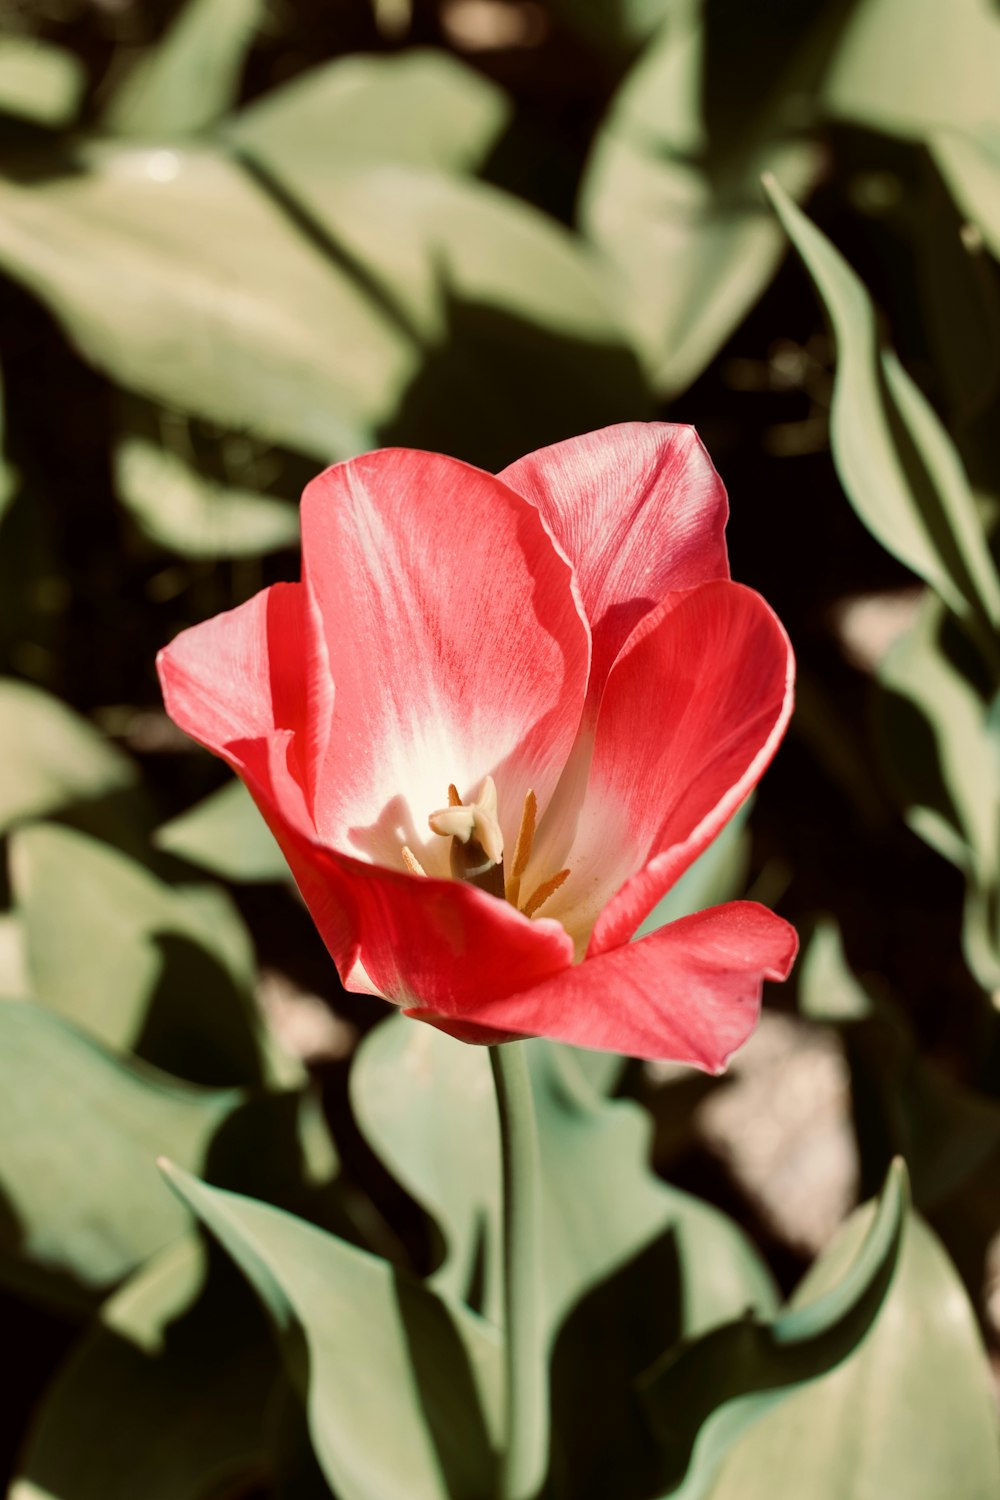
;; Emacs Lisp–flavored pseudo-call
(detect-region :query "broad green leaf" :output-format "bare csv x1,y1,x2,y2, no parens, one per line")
0,1001,240,1307
766,176,1000,633
707,1213,1000,1499
103,0,265,137
162,1163,503,1500
934,128,1000,263
226,49,510,176
114,434,299,557
10,1236,277,1500
11,821,269,1086
578,0,822,397
636,797,751,938
640,1160,908,1500
822,0,1000,139
0,34,85,128
352,1016,777,1334
0,678,136,834
156,777,287,881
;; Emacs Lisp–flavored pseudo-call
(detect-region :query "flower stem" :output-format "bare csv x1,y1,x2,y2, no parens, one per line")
490,1040,547,1500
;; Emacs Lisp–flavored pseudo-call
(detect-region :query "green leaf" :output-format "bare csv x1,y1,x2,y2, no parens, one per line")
352,1016,777,1335
225,49,510,176
103,0,265,138
10,1235,277,1500
578,0,823,397
707,1212,1000,1499
11,821,269,1086
0,678,136,835
636,797,751,938
0,1001,240,1308
155,777,287,882
114,434,299,557
765,176,1000,635
934,128,1000,263
640,1160,909,1499
0,34,85,128
161,1163,502,1500
822,0,1000,139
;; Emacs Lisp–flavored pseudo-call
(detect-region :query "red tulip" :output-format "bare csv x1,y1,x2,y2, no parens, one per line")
158,424,796,1068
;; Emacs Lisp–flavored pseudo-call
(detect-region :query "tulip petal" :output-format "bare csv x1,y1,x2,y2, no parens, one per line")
410,902,798,1068
500,423,729,710
300,449,590,873
526,581,793,954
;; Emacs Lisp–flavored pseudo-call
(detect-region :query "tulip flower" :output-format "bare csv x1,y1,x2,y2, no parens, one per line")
158,424,796,1068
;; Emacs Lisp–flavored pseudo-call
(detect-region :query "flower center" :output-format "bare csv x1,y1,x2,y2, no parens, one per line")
401,777,570,917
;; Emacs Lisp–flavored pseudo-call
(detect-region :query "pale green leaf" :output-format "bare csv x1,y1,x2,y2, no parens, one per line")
114,434,299,557
0,677,136,835
226,49,510,176
103,0,265,137
0,1001,240,1307
707,1213,1000,1500
934,128,1000,262
765,176,1000,632
636,797,751,938
162,1163,502,1500
10,1236,277,1500
11,822,269,1086
0,34,85,128
578,0,822,397
155,777,287,882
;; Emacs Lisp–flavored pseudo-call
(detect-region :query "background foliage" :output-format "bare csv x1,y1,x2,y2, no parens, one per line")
0,0,999,1495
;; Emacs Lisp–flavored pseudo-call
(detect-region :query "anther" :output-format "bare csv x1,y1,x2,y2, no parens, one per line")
401,845,427,877
505,788,537,908
521,866,570,918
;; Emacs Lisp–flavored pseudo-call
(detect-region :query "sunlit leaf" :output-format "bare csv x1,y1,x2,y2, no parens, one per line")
162,1163,502,1500
0,1001,240,1307
114,434,299,558
578,0,823,397
934,129,1000,263
0,678,136,835
11,822,269,1086
103,0,266,137
0,34,85,128
226,49,510,176
766,176,1000,634
155,777,288,882
641,1160,908,1499
10,1236,277,1500
707,1211,1000,1499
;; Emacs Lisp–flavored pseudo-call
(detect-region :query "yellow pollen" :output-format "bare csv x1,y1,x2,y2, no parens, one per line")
505,788,537,908
401,845,427,877
521,866,570,918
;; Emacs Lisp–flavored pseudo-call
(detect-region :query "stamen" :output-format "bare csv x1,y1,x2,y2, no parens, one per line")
521,866,570,918
505,788,537,908
401,845,427,877
447,784,462,807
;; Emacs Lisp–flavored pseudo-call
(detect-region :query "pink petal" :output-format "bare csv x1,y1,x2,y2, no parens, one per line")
500,423,729,712
410,902,798,1067
300,449,590,872
528,581,793,954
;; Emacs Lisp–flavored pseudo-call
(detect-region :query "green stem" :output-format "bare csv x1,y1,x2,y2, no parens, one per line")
490,1041,547,1500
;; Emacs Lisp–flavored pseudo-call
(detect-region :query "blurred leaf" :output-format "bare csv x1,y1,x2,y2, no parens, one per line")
707,1212,1000,1499
114,434,299,558
0,141,643,469
934,129,1000,262
578,0,823,397
0,34,85,128
103,0,265,138
162,1163,502,1500
640,1160,908,1499
10,1235,277,1500
636,797,751,938
766,176,1000,636
352,1016,777,1333
226,49,510,176
545,0,679,59
0,1000,240,1308
0,678,136,835
800,918,1000,1205
156,777,287,881
11,821,270,1086
822,0,1000,138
